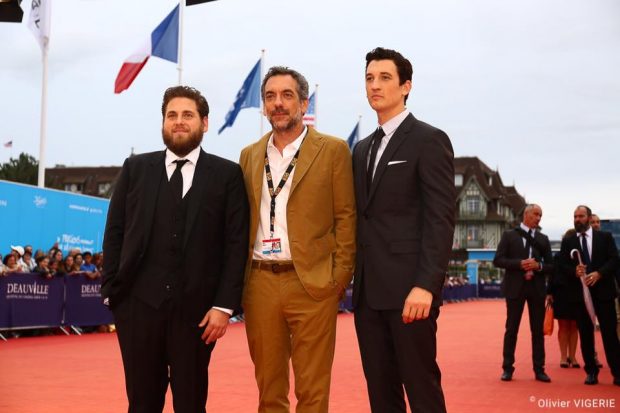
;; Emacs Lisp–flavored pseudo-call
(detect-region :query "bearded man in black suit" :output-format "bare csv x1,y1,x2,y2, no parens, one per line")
558,205,619,386
103,86,249,412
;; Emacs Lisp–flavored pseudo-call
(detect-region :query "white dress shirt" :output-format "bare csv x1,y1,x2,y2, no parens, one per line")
253,127,307,260
368,109,410,178
165,146,232,315
520,222,537,258
165,146,201,198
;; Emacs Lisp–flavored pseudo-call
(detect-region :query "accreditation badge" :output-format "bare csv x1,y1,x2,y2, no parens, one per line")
262,238,282,255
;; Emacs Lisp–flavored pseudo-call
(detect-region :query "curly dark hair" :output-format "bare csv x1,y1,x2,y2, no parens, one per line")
261,66,309,101
161,86,210,119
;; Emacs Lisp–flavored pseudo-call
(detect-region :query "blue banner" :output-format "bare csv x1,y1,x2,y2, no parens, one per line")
0,180,109,255
0,273,112,329
443,284,476,301
0,273,64,328
64,274,113,326
466,261,479,284
478,283,503,298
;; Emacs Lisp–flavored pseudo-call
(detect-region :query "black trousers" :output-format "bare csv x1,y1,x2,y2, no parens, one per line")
354,290,446,413
502,281,546,373
575,298,620,378
113,296,215,413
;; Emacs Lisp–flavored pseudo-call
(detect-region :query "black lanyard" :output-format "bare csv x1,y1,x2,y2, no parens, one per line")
264,145,302,239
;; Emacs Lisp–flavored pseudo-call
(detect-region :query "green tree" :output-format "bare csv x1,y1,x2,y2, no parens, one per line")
0,153,39,185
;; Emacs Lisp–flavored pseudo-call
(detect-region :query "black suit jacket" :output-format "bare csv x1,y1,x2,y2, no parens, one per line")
493,228,553,300
352,113,456,310
102,149,249,320
558,230,619,303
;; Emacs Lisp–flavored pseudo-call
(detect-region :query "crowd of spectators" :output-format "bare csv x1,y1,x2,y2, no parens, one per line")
1,243,110,338
444,274,469,287
0,244,103,279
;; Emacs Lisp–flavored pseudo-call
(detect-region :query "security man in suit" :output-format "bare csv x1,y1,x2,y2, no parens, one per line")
102,86,249,412
493,204,553,383
352,47,456,413
239,66,356,413
558,205,620,386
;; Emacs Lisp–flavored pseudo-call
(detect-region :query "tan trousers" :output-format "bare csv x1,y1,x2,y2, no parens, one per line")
243,265,339,413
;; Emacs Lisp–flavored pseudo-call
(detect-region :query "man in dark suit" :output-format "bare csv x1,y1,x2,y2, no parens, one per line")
102,86,249,412
493,204,553,383
558,205,619,385
352,47,456,413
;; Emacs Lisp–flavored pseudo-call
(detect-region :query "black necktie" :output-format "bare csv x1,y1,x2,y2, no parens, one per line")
170,159,189,200
525,229,533,258
523,229,534,280
366,127,385,191
581,233,591,267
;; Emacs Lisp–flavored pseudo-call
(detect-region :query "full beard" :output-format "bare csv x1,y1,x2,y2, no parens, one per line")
574,221,588,233
268,111,303,134
162,128,203,157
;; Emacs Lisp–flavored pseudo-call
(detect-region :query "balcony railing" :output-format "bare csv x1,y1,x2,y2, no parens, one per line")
465,239,484,248
458,211,486,219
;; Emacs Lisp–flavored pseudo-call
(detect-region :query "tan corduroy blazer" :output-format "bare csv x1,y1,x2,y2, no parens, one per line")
239,127,356,300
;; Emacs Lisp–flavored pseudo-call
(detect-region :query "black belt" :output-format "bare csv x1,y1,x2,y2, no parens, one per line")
251,260,295,274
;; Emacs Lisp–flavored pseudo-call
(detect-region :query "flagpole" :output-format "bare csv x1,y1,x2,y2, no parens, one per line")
314,84,319,129
358,115,362,137
259,49,266,136
37,44,48,188
177,0,185,85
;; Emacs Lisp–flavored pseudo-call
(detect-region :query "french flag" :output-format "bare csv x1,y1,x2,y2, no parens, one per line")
114,5,179,94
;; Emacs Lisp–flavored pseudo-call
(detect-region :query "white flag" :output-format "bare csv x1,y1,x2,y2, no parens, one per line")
28,0,51,50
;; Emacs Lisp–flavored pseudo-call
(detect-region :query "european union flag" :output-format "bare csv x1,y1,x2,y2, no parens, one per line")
218,59,261,134
347,120,360,150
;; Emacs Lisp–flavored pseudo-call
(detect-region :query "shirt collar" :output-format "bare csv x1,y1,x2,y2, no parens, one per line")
378,109,409,137
580,227,593,238
165,145,201,168
520,222,536,235
267,126,307,156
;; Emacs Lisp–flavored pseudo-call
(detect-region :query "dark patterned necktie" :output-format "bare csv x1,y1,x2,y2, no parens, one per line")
366,127,385,191
524,229,534,280
170,159,189,200
581,233,591,267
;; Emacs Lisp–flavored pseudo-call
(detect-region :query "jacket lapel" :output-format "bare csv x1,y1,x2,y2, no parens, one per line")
514,229,527,257
183,149,211,250
589,231,598,264
531,231,544,259
366,114,415,208
356,134,373,205
250,134,270,216
143,152,165,251
290,128,324,196
571,234,585,261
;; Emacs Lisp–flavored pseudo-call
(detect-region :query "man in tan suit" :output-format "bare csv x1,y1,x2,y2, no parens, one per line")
239,66,356,413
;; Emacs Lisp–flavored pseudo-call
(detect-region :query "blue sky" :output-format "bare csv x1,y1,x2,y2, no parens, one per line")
1,0,619,238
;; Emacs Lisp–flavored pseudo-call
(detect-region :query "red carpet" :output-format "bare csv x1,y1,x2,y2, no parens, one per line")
1,300,617,412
